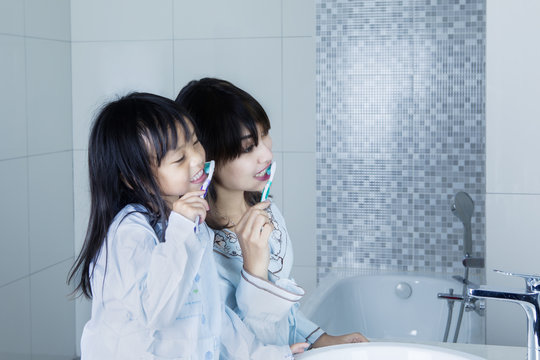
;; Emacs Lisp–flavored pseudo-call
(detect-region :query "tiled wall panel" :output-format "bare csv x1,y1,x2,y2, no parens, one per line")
316,0,486,279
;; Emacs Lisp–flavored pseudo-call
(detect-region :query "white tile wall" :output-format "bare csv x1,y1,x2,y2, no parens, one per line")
0,35,27,160
486,0,540,195
291,265,318,299
0,158,29,286
1,2,75,358
0,0,25,35
283,0,316,37
283,152,317,268
270,152,284,210
485,193,540,346
283,37,316,152
173,38,283,150
485,0,540,347
75,295,91,356
0,278,31,355
73,150,89,253
71,41,174,149
26,38,72,155
30,259,76,357
25,0,71,41
486,194,540,275
28,152,74,273
173,0,281,39
71,0,173,41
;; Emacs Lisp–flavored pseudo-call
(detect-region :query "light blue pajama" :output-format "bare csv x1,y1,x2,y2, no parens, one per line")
210,202,326,347
81,204,293,360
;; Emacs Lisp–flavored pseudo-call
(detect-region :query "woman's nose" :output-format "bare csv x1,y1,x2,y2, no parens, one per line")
258,141,273,163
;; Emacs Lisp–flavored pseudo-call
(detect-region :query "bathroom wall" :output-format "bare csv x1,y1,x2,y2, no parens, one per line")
0,0,75,359
0,0,315,357
70,0,316,355
316,0,486,279
484,0,540,347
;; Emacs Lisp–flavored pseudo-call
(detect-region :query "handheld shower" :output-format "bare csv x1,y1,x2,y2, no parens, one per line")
451,191,474,257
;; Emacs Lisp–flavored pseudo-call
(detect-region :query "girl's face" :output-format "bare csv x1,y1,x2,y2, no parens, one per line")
155,121,207,207
216,123,273,193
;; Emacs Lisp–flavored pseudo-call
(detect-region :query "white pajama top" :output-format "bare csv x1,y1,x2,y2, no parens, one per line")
81,204,293,360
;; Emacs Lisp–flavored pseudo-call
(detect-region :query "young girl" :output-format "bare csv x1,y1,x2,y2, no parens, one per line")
68,92,304,359
176,78,368,348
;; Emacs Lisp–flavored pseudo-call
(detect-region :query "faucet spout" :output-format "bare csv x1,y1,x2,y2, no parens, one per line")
468,287,540,360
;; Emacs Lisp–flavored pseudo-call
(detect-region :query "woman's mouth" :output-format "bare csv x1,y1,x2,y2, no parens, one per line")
191,168,208,184
254,165,271,181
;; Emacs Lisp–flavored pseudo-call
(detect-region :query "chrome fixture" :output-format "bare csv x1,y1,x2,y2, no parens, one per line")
468,270,540,360
439,192,485,343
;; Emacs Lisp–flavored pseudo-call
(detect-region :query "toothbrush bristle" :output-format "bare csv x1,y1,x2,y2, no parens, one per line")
203,160,215,174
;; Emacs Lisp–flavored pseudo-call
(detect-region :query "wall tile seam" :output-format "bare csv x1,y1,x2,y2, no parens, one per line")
0,256,74,290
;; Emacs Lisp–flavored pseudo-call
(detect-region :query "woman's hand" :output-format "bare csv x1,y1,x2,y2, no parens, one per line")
311,332,369,348
290,342,309,354
235,201,274,280
172,190,209,224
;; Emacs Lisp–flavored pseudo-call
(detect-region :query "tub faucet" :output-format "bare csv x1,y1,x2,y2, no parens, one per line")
468,270,540,360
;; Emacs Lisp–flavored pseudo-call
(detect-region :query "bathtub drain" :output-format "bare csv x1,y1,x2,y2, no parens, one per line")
395,282,412,299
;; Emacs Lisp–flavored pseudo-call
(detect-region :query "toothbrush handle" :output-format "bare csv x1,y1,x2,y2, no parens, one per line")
261,181,272,202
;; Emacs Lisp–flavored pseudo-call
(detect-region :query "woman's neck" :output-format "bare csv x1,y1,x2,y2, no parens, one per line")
209,184,248,227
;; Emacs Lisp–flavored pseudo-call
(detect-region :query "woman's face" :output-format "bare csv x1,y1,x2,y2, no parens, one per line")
216,123,273,194
155,120,207,207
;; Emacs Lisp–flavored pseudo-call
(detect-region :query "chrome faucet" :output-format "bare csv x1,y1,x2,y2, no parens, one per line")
468,270,540,360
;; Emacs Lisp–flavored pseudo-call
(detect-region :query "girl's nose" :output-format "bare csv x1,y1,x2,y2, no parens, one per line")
189,149,205,169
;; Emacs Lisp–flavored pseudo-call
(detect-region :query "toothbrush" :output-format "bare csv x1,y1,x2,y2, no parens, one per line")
194,160,215,233
260,161,276,202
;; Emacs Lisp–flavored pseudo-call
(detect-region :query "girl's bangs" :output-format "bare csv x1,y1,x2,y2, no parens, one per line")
143,111,192,166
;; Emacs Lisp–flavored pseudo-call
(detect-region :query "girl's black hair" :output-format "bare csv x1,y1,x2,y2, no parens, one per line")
175,78,271,229
68,92,193,299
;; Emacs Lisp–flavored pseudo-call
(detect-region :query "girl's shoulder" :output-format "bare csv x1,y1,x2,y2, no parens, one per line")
109,204,157,239
113,204,152,225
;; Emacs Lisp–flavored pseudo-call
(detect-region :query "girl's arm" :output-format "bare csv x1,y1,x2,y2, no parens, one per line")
112,209,205,329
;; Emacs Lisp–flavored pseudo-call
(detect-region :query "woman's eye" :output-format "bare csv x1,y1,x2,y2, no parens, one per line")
243,144,255,153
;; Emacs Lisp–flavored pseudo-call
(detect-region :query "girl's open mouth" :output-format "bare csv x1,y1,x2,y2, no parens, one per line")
191,168,208,184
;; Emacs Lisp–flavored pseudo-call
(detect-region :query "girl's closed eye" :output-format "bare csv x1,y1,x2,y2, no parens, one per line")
174,154,185,163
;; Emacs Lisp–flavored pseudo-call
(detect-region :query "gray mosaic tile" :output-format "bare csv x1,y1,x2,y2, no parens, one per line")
316,0,486,282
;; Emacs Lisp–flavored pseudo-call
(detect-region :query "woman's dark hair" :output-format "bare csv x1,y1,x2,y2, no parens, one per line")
68,92,193,299
175,78,271,229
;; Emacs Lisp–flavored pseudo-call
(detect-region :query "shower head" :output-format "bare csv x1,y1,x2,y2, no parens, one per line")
451,192,474,257
451,192,474,224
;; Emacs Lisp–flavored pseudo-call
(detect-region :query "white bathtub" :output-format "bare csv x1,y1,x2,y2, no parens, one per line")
300,273,485,344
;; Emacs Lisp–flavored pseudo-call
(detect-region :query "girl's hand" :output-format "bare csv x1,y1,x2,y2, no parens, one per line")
171,190,209,224
311,332,369,348
235,201,273,280
290,342,309,354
